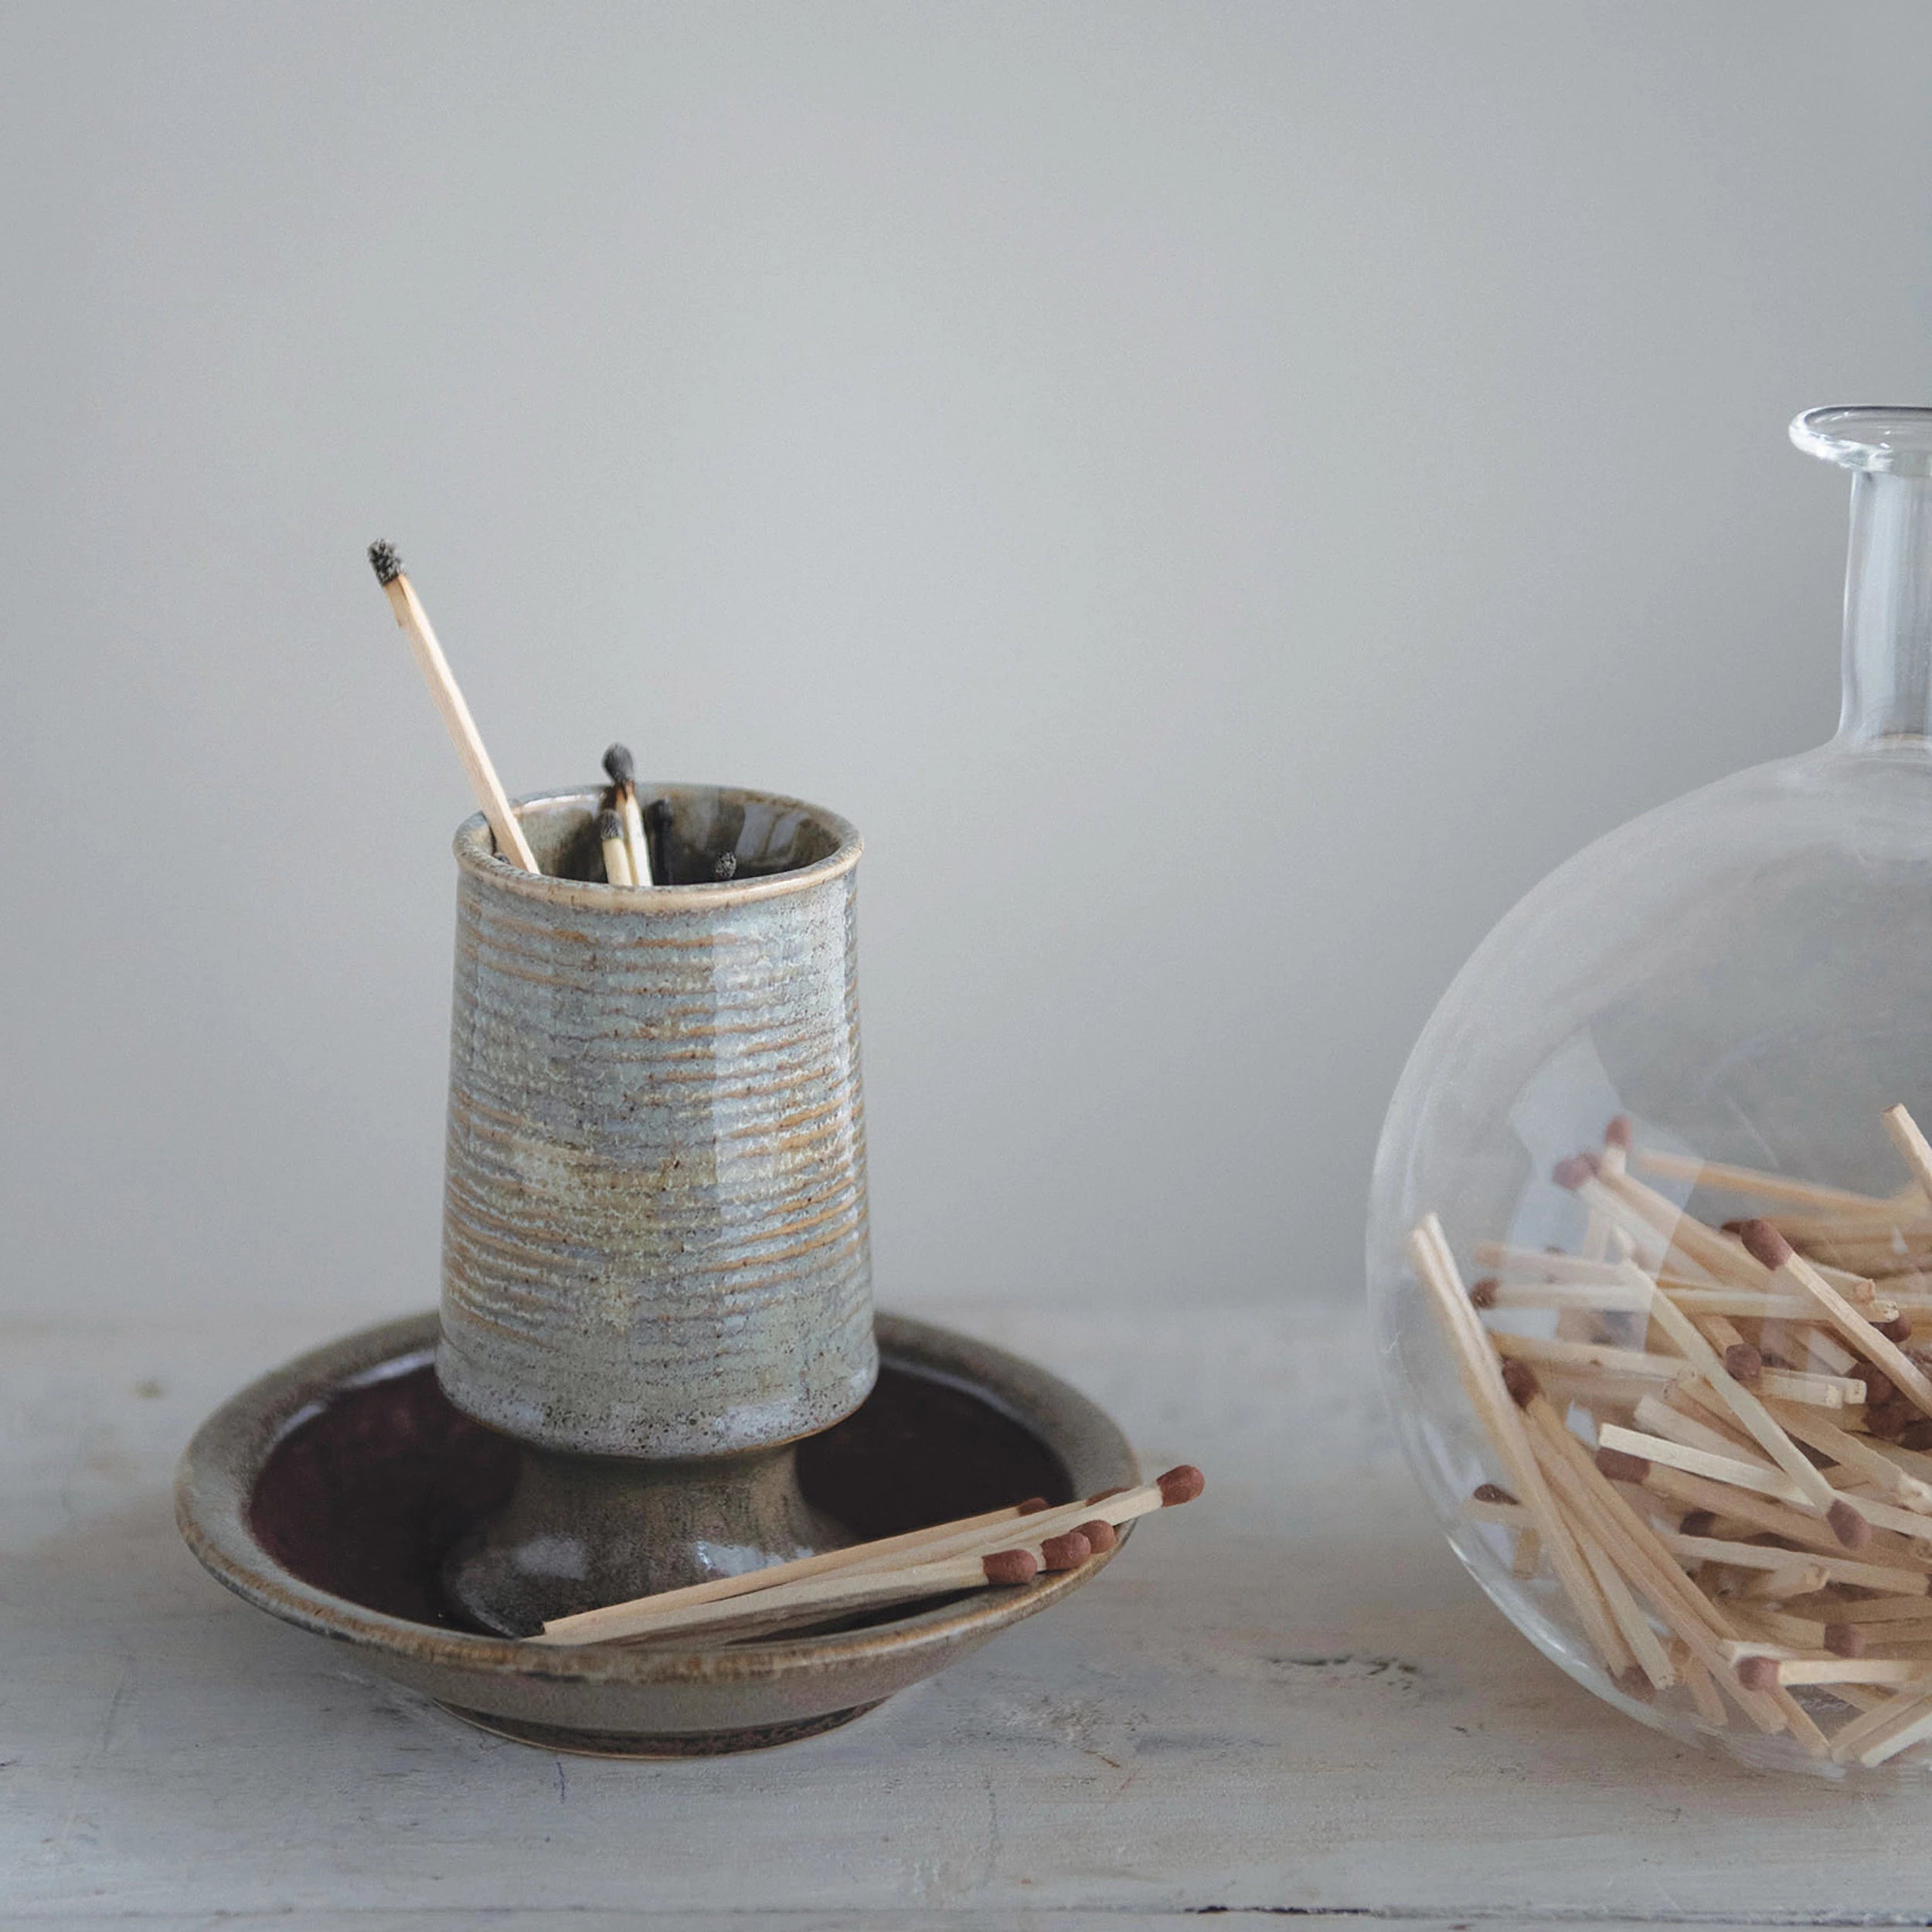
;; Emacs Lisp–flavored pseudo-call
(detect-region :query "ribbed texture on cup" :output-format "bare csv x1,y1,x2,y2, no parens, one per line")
436,812,875,1458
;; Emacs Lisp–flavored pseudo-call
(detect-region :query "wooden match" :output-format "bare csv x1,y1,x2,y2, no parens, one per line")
532,1466,1204,1649
1412,1107,1932,1765
602,743,655,886
597,808,634,887
368,543,539,873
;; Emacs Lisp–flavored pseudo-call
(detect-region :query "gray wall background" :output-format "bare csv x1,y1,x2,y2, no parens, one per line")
5,2,1931,1328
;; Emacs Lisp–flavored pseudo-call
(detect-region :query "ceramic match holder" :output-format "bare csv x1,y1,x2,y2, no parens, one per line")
436,783,876,1635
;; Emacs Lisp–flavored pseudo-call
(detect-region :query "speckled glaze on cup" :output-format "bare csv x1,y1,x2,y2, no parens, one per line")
434,785,876,1631
437,785,876,1461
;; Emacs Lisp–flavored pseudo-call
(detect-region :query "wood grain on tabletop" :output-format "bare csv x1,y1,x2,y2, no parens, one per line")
7,1295,1932,1928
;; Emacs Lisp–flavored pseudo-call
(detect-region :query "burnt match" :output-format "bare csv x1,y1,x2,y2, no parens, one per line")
368,543,539,873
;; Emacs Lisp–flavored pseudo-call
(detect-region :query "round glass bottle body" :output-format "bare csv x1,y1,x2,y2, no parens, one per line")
1369,409,1932,1775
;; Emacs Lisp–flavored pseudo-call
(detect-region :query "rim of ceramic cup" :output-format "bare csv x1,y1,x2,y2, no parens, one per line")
453,783,863,911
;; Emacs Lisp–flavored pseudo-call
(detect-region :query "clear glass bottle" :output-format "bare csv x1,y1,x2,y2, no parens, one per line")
1369,407,1932,1775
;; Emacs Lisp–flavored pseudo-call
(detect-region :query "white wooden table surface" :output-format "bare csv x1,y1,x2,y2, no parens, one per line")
10,1293,1932,1930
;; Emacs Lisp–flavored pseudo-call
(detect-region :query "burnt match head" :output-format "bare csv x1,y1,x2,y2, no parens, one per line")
1736,1219,1794,1270
1723,1342,1764,1386
1604,1115,1633,1151
368,540,403,586
1551,1152,1600,1192
713,851,739,881
1500,1359,1541,1408
596,808,624,843
1157,1464,1206,1507
1828,1498,1874,1550
981,1548,1039,1585
601,743,635,787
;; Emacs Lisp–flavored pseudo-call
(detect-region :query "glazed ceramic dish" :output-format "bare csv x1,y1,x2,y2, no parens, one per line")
176,1311,1138,1757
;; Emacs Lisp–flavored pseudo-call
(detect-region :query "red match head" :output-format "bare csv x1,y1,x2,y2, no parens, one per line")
981,1548,1040,1586
1500,1359,1541,1409
1157,1464,1206,1507
1595,1445,1651,1484
1039,1530,1093,1571
1736,1219,1794,1270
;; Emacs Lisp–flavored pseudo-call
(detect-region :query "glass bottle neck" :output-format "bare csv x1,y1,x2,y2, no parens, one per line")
1837,469,1932,747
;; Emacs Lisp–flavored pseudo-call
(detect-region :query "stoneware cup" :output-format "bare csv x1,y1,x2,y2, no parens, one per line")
435,784,876,1634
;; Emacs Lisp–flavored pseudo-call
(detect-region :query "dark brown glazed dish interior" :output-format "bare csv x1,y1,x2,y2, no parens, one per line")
250,1359,1071,1632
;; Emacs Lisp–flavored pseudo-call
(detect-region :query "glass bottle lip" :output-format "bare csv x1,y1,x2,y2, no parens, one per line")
1791,406,1932,476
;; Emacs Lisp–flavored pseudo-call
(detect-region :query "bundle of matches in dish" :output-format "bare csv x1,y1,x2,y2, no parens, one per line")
528,1464,1205,1650
370,541,672,887
1410,1104,1932,1768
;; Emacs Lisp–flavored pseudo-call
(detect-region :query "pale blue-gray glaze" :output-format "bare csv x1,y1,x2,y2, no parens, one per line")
436,786,877,1461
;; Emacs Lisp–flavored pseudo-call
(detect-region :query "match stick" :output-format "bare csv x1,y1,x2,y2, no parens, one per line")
535,1495,1052,1645
602,743,654,886
1520,1401,1785,1729
1833,1682,1932,1765
1524,1390,1815,1739
1631,1148,1913,1215
1580,1117,1631,1265
1864,1437,1932,1485
367,543,539,873
1512,1525,1543,1579
1639,1465,1894,1562
1605,1261,1865,1542
1796,1326,1860,1377
1738,1561,1831,1603
1594,1166,1774,1288
1767,1400,1932,1511
1597,1424,1812,1510
1634,1393,1770,1464
1574,1524,1677,1692
580,1523,1121,1653
582,1545,1054,1649
1553,1159,1675,1274
1885,1105,1932,1203
597,809,634,888
1515,1393,1734,1646
1669,1539,1929,1595
1409,1219,1630,1671
1488,1333,1682,1381
535,1468,1202,1647
1784,1595,1932,1627
825,1468,1200,1583
1479,1277,1833,1322
1738,1655,1932,1690
1672,1639,1728,1726
1738,1219,1932,1425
